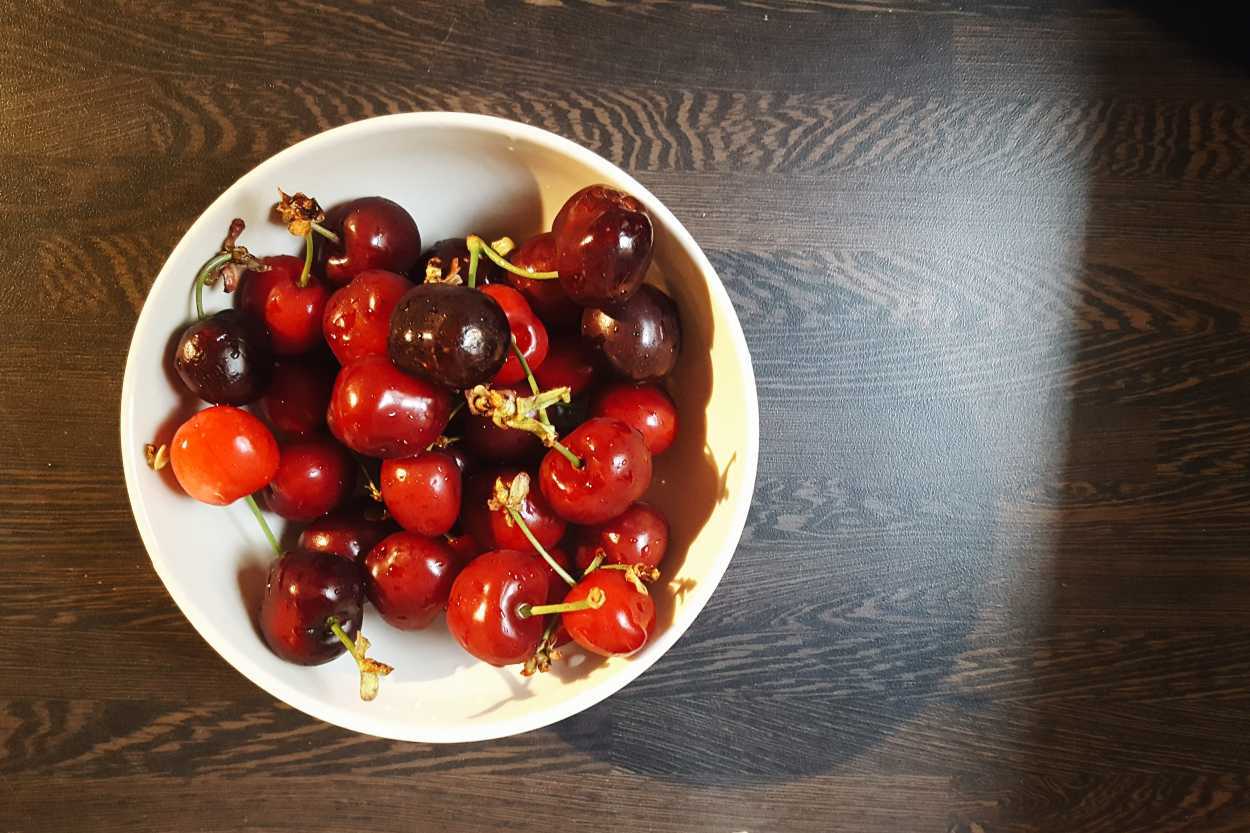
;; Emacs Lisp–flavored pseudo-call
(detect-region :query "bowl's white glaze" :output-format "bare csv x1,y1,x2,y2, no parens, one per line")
120,113,758,742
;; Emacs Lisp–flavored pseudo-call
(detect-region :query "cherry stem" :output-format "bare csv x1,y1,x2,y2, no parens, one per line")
582,551,606,576
193,252,231,321
505,506,576,587
244,494,281,556
511,336,551,426
327,616,356,654
468,239,482,290
310,222,340,245
469,234,558,280
518,587,605,619
550,438,582,469
355,456,383,502
297,231,314,287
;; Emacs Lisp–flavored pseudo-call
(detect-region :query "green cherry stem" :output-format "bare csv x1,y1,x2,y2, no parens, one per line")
467,239,482,289
511,336,551,426
297,230,314,287
550,438,582,469
467,235,559,281
310,221,340,245
517,587,605,619
193,252,232,321
506,506,577,587
327,616,356,654
244,494,282,556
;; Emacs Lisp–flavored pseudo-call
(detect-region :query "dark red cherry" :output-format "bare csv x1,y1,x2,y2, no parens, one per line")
299,501,397,562
506,232,579,329
380,450,461,536
574,502,670,571
591,382,678,455
327,355,453,458
582,285,681,381
416,238,503,284
363,532,459,630
322,269,412,365
263,437,355,521
236,255,329,356
463,413,542,464
318,197,422,287
446,549,549,666
539,417,652,524
480,284,549,386
461,467,567,556
174,309,272,405
532,335,601,397
260,549,364,665
445,531,480,563
388,283,510,388
261,357,335,438
553,185,654,307
562,566,655,657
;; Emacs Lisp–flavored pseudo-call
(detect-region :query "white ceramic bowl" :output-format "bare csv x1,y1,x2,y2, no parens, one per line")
120,113,758,742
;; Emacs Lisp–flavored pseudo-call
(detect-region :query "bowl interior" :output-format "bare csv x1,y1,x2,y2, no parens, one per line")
121,114,757,742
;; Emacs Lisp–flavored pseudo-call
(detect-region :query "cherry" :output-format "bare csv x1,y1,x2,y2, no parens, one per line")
260,357,334,438
170,406,279,505
363,531,459,630
236,255,329,356
318,197,422,287
322,269,412,365
462,467,567,556
388,283,510,388
582,285,681,381
299,500,396,562
480,284,549,386
506,232,579,329
259,549,364,665
591,382,678,455
562,566,655,657
463,413,542,464
263,437,355,521
442,443,474,477
533,335,601,397
444,531,480,563
380,450,461,536
537,548,574,604
417,238,502,284
174,309,272,405
539,417,652,524
552,185,654,307
327,355,453,458
446,549,550,666
547,395,590,439
573,502,670,571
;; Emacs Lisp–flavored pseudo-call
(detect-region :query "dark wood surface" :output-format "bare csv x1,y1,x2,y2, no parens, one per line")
5,1,1250,831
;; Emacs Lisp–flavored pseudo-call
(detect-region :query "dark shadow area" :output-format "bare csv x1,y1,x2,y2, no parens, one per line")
1124,1,1250,69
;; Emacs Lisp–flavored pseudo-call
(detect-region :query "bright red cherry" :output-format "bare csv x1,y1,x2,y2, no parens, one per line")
552,185,654,307
322,269,412,365
461,467,567,556
539,417,652,524
591,382,678,455
463,413,542,464
170,406,279,505
380,450,461,536
446,549,550,666
506,232,579,330
318,197,422,286
259,549,364,665
327,355,452,458
236,255,329,356
574,502,669,571
263,437,355,521
261,357,335,438
299,501,396,562
533,335,600,397
363,532,459,630
479,284,549,386
562,567,655,657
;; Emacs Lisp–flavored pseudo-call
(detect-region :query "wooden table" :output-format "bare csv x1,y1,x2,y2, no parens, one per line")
5,2,1250,831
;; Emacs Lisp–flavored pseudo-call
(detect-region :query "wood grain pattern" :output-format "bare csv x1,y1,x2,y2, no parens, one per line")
4,1,1250,831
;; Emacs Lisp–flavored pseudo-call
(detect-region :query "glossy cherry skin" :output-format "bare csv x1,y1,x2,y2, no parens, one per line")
380,450,461,536
506,232,579,329
573,502,670,571
319,197,422,287
174,309,272,405
388,283,510,388
461,467,567,556
236,255,329,356
443,443,474,477
327,355,453,458
480,284,549,385
263,437,355,521
322,269,412,365
591,382,678,455
533,335,601,397
582,285,681,381
363,532,459,630
170,406,280,505
446,549,550,666
260,357,334,438
463,413,542,464
563,567,655,657
539,417,652,524
553,185,654,307
444,531,480,564
416,238,502,284
260,549,364,665
299,501,396,562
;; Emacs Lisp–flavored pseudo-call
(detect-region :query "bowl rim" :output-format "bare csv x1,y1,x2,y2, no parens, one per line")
119,111,759,742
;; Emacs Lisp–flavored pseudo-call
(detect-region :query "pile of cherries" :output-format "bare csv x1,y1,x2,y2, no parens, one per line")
152,184,682,699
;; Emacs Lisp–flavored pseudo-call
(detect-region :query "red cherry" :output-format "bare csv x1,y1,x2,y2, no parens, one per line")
322,269,412,365
562,567,655,657
380,450,461,536
261,357,335,438
260,549,364,665
263,437,355,521
591,382,678,455
444,532,480,563
479,284,549,386
236,255,329,356
461,467,567,556
299,501,396,562
573,502,670,571
533,335,600,397
446,549,550,666
363,532,459,630
539,417,652,524
552,185,654,307
463,413,542,464
327,355,452,458
319,197,422,286
537,548,573,604
170,406,279,505
506,232,579,330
